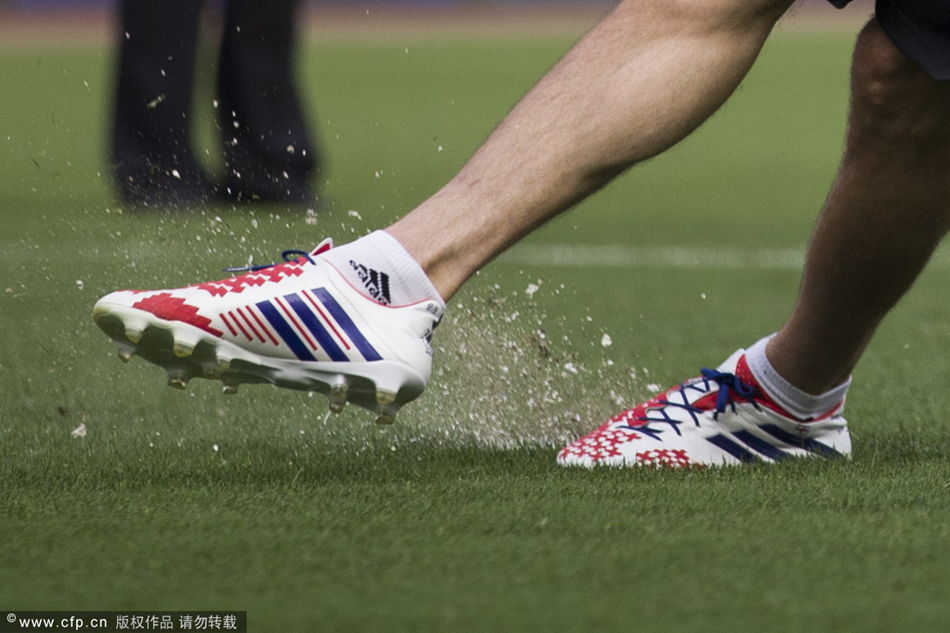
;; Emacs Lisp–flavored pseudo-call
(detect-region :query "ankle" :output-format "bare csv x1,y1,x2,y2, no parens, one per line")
322,231,445,307
384,225,470,302
765,333,854,395
746,335,851,420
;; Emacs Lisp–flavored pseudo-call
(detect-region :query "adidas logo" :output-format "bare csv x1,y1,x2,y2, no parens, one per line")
349,260,392,305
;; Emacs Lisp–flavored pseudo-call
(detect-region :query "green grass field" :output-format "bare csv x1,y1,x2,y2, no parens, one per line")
3,19,950,632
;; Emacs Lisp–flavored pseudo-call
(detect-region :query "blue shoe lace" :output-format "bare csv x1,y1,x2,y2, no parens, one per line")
699,368,759,416
224,249,314,273
620,369,761,437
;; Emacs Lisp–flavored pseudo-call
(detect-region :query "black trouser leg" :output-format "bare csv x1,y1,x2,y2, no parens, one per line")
111,0,217,206
218,0,317,203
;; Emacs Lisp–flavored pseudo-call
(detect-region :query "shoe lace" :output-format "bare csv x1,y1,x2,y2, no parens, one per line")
621,369,760,436
223,249,315,273
698,368,759,417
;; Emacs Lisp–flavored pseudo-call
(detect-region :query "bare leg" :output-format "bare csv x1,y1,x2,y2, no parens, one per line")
388,0,794,299
767,18,950,395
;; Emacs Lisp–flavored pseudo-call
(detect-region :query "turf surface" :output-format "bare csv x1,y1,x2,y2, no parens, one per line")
2,22,950,633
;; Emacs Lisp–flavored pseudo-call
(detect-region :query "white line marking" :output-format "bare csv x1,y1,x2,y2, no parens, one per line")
500,244,950,270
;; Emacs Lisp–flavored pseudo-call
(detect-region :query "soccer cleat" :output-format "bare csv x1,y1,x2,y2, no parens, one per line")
558,350,851,468
92,238,444,422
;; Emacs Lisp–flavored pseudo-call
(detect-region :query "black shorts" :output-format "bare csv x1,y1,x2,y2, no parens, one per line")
830,0,950,80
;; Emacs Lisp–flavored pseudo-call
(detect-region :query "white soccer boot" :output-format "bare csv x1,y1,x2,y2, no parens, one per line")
92,239,444,424
558,350,852,468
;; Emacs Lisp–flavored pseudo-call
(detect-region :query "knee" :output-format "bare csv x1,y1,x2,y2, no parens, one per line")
851,19,924,110
850,19,950,143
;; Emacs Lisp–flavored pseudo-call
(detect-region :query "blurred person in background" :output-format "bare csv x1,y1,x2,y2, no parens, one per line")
111,0,317,207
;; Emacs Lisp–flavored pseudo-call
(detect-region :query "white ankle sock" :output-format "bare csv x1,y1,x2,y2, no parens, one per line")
745,335,851,420
322,230,444,307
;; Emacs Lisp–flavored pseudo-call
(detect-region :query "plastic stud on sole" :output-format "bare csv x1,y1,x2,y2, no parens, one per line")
173,342,194,358
327,380,348,414
375,390,397,406
167,371,188,390
125,327,143,344
116,345,135,363
215,356,232,373
375,406,398,425
374,390,399,424
222,382,239,395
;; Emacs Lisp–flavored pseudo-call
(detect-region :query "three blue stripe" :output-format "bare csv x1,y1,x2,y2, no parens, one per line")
254,288,383,363
284,294,347,362
732,430,791,462
256,300,316,362
706,434,760,463
312,287,382,362
759,424,841,458
706,425,842,463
